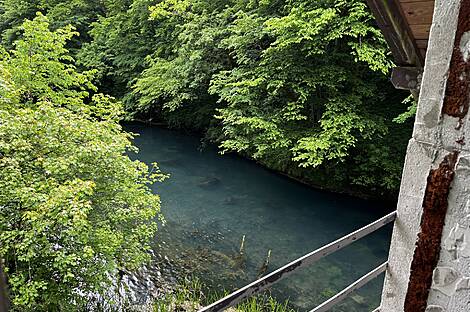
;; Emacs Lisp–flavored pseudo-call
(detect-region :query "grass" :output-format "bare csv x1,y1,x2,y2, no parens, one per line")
152,278,296,312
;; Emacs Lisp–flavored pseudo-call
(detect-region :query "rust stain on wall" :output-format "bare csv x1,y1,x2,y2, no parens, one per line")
404,152,459,312
442,1,470,122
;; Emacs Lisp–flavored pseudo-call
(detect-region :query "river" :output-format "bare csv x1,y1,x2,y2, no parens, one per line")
126,123,393,312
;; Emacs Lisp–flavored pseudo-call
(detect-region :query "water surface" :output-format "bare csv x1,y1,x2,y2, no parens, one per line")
127,123,393,312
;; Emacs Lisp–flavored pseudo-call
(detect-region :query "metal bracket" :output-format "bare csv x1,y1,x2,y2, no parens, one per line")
391,66,423,91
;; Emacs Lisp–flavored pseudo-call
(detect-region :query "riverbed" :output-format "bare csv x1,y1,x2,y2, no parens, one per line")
126,123,393,312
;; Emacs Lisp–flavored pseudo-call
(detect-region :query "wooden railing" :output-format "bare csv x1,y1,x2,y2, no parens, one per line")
199,211,397,312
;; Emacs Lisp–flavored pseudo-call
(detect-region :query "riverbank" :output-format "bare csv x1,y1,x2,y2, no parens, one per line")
130,119,398,205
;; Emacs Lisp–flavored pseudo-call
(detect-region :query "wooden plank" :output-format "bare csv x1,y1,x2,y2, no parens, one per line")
416,39,428,49
400,2,434,25
366,0,424,66
410,24,431,39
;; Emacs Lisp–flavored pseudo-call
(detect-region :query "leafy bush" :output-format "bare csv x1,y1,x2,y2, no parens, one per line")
0,13,163,310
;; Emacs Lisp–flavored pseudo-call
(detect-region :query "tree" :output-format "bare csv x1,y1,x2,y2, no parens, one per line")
0,13,163,310
13,0,414,196
130,0,409,193
0,0,106,51
77,0,162,101
130,0,233,128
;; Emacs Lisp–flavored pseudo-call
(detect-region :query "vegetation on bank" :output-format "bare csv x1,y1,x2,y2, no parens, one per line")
1,0,414,198
153,279,296,312
0,14,164,310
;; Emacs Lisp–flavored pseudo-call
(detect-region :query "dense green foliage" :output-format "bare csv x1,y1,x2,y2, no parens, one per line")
0,14,163,310
0,0,414,196
0,0,105,50
83,0,412,194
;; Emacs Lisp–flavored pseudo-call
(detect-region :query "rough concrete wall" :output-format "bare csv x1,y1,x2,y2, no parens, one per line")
380,0,470,311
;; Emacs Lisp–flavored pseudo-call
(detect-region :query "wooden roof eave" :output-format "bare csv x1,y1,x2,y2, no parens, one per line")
366,0,425,68
366,0,432,93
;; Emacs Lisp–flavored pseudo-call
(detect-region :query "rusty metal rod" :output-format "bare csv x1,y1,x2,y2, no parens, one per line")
309,262,387,312
199,211,396,312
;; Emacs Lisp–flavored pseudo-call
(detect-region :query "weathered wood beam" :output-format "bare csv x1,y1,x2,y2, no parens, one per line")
366,0,424,67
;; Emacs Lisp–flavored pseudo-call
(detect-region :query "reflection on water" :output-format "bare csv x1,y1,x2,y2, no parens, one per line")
126,123,393,312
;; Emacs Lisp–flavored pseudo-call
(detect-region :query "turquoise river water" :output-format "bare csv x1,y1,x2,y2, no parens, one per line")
126,123,394,312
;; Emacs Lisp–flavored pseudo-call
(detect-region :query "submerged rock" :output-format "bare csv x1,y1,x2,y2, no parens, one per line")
223,196,238,205
197,177,221,188
158,158,183,167
351,294,366,305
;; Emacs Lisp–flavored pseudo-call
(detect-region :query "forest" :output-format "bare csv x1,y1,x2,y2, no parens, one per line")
0,0,415,311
